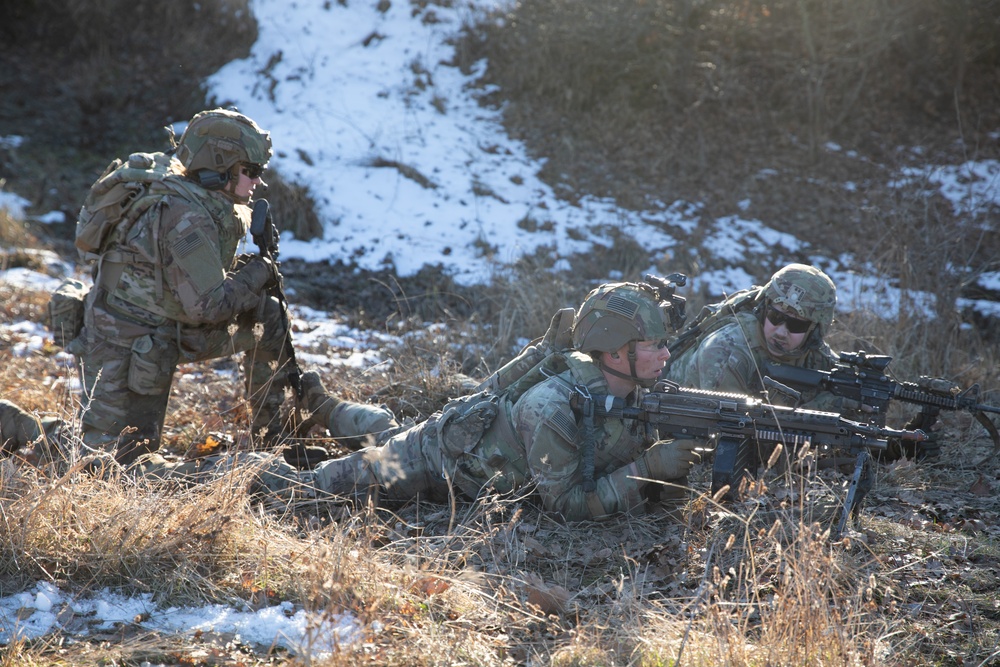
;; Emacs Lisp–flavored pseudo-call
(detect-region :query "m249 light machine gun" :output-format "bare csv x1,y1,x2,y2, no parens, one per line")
761,351,1000,465
571,381,926,537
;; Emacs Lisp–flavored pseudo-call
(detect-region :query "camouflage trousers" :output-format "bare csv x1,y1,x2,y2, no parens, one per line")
310,396,525,503
127,419,463,504
0,399,64,460
135,396,526,506
76,293,292,464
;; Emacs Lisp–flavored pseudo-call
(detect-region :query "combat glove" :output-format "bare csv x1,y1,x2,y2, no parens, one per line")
233,256,278,293
903,412,942,461
636,439,701,480
881,412,942,462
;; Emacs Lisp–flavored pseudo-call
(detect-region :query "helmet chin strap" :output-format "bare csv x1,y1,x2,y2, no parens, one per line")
600,341,657,389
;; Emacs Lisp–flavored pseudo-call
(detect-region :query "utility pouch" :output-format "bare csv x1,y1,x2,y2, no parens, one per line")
48,278,89,348
127,333,178,395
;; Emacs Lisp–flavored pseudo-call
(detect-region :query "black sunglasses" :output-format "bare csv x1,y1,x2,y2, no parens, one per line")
241,163,265,179
765,306,812,334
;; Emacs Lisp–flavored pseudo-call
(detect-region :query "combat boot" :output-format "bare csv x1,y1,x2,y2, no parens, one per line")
312,450,377,500
216,452,315,499
300,371,398,449
0,399,66,464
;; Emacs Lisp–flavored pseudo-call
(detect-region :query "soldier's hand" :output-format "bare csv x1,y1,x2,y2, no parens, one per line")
235,256,278,293
233,252,257,270
882,412,942,462
639,439,701,480
903,412,942,461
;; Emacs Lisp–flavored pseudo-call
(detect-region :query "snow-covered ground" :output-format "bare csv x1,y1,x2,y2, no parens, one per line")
1,0,999,657
1,581,360,655
5,0,999,311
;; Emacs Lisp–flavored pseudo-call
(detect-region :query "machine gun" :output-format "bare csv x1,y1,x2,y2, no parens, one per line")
571,380,926,537
761,351,1000,465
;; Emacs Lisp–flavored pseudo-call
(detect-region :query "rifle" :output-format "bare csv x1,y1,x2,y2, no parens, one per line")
571,380,925,537
761,351,1000,466
249,200,307,452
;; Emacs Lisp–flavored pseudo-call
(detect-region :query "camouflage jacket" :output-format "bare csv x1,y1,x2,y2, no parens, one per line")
491,351,660,521
664,311,847,411
92,177,261,333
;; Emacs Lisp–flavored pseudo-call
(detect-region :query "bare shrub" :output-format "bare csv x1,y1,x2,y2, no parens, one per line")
0,206,38,250
262,171,325,242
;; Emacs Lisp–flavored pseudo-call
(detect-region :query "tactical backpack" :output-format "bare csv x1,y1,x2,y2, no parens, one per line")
47,152,189,349
661,285,764,375
475,306,577,401
74,151,180,263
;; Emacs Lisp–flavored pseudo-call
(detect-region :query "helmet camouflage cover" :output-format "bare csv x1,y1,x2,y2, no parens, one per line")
764,263,837,331
175,108,272,175
573,282,671,353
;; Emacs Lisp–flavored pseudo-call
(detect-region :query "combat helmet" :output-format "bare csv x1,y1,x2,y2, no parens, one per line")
763,263,837,333
175,108,272,184
573,282,671,387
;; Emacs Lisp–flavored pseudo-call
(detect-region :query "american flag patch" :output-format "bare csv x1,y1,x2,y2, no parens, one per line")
547,409,579,443
174,231,202,258
606,294,639,319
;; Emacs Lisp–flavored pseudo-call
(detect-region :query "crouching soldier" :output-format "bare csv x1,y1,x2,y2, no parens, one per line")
56,107,397,464
247,281,701,521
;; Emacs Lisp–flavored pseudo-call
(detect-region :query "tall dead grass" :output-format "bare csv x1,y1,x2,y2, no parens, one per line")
459,0,1000,323
464,0,1000,180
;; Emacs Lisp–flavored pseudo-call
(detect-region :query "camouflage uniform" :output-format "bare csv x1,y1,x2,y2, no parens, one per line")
665,264,855,413
72,109,289,464
250,282,693,521
292,351,684,520
665,310,844,410
0,400,64,460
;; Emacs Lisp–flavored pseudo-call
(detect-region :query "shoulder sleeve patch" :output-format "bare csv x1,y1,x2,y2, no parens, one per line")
544,405,579,444
171,229,225,296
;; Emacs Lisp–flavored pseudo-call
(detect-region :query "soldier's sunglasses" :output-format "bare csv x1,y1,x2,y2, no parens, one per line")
241,163,265,179
765,306,812,334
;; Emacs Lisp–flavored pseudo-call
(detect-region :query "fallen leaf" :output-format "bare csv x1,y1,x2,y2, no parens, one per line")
412,576,450,596
523,535,548,558
524,572,570,615
969,474,993,497
592,547,613,561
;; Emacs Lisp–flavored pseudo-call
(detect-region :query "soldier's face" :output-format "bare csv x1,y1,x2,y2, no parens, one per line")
629,339,672,380
235,165,263,200
763,304,810,355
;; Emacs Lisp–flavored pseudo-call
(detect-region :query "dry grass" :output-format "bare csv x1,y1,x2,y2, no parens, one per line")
460,0,1000,292
2,1,1000,664
2,356,999,666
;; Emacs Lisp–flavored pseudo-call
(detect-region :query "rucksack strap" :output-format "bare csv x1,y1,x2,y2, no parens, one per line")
571,384,598,493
